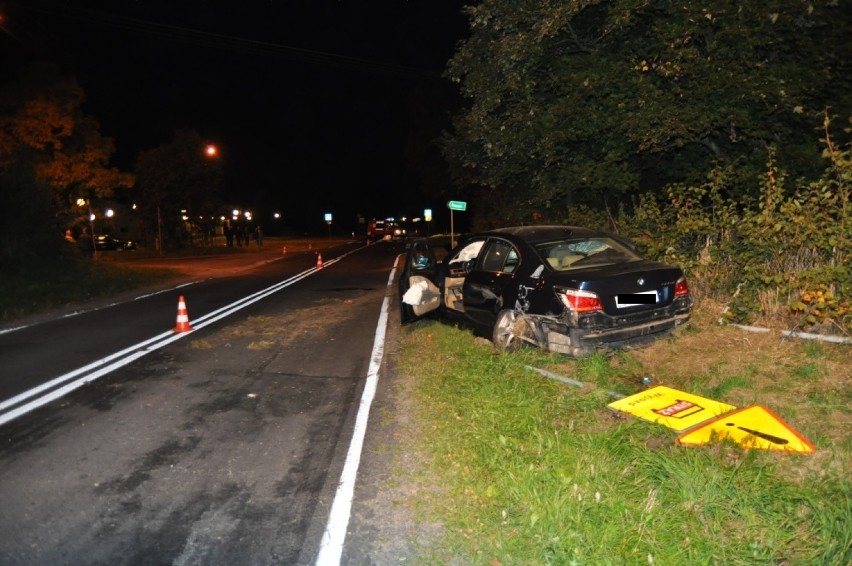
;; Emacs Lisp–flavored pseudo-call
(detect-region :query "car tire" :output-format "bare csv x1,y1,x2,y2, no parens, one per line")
492,309,533,352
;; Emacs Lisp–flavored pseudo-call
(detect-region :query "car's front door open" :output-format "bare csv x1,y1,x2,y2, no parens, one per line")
399,239,440,323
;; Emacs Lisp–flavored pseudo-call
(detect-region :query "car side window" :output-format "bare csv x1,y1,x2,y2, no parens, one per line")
409,241,432,270
447,239,485,276
479,240,518,273
504,248,519,273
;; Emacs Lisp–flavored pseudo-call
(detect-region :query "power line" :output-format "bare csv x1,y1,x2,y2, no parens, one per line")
13,2,445,82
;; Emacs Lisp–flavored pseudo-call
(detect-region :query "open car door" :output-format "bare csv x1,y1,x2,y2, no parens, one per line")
399,238,441,323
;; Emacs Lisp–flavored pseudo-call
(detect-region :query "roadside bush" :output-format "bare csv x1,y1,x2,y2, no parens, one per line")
618,119,850,334
622,167,741,300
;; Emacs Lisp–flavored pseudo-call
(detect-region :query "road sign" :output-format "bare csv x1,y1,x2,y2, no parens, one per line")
608,386,736,432
447,200,467,211
676,405,815,453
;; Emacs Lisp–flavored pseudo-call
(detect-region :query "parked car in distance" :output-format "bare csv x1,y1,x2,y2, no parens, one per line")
95,235,137,251
367,219,390,241
400,225,693,357
390,222,406,239
367,218,407,241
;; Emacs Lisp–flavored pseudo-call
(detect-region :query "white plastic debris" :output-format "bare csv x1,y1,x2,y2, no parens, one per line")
402,280,430,306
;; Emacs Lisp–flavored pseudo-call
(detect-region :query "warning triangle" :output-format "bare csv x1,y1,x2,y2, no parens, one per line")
608,386,736,432
676,405,815,454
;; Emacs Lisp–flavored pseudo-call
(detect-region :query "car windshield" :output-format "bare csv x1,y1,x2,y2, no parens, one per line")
534,237,642,271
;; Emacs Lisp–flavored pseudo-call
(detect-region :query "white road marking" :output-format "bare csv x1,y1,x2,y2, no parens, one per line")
315,256,399,566
0,280,203,336
0,254,353,426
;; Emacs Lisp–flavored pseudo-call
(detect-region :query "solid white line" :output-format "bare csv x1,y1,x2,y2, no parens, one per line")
0,330,188,425
0,271,312,416
0,330,173,413
0,252,356,427
315,256,399,566
0,280,204,335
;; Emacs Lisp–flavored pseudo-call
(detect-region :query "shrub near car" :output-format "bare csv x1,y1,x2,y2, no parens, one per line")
400,225,693,357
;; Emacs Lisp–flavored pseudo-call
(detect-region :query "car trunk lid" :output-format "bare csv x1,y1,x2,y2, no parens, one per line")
554,260,684,316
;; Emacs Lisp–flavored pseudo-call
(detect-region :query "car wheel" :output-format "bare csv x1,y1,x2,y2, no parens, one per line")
492,309,534,352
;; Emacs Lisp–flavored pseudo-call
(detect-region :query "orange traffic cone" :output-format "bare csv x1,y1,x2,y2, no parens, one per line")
316,253,323,269
173,295,193,332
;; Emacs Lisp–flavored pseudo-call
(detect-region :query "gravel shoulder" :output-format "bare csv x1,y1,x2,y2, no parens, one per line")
342,315,446,565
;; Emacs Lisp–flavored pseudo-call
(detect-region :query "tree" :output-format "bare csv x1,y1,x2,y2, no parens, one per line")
134,130,225,249
442,0,851,226
0,63,132,258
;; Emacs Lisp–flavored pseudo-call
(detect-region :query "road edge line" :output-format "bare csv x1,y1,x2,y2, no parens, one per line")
314,256,399,565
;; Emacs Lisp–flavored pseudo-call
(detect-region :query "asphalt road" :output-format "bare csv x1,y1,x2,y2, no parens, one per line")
0,239,419,565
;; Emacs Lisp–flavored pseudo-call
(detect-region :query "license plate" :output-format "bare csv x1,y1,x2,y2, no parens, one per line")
617,291,658,307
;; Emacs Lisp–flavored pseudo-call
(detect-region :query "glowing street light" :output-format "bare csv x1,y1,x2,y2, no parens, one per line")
205,144,218,157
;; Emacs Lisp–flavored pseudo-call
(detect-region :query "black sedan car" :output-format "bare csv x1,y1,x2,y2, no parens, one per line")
95,235,137,251
399,225,693,357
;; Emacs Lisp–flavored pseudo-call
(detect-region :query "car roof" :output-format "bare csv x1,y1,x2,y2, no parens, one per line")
483,225,609,244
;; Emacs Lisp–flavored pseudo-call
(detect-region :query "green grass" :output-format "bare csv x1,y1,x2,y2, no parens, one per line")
4,245,848,564
0,250,179,322
398,322,851,565
705,371,754,398
0,236,340,322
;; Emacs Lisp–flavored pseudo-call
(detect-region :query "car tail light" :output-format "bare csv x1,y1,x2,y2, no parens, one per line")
674,277,690,297
558,288,603,313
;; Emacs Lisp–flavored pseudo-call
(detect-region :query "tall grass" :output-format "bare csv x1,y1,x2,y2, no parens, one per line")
0,250,178,322
398,320,851,564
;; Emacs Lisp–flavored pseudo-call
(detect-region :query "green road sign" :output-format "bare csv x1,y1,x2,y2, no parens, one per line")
447,200,467,211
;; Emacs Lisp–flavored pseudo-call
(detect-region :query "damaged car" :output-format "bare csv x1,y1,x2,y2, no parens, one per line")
399,225,693,357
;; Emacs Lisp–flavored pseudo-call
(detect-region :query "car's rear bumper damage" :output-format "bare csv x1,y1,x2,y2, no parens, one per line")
529,301,692,357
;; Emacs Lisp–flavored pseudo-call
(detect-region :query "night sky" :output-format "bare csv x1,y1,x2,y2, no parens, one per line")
1,1,470,234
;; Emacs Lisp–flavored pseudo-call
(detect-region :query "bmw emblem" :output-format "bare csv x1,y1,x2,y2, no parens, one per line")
637,278,645,286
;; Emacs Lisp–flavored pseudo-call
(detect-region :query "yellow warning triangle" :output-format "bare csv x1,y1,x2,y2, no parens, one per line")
676,405,815,454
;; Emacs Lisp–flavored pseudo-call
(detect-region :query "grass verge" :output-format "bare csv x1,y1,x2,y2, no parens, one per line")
0,236,349,323
0,251,180,322
397,300,851,564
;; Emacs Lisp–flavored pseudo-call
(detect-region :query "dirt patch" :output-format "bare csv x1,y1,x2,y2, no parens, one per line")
196,298,373,351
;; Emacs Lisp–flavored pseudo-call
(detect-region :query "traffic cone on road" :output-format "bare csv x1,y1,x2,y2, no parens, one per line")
316,253,323,269
173,295,193,333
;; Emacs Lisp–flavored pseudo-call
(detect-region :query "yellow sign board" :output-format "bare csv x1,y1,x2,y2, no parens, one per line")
608,386,736,432
676,405,815,453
